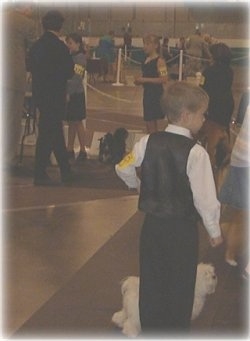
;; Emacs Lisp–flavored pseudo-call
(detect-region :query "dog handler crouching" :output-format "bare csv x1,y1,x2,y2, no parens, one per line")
115,81,223,336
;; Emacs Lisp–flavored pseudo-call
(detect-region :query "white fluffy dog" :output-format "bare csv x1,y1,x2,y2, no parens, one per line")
112,263,217,337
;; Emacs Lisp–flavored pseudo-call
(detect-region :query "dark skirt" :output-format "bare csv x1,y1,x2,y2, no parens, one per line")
66,92,86,122
143,89,164,122
218,165,249,210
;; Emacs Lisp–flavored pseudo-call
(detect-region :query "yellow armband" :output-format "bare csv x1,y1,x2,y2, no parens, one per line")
117,152,136,169
199,75,205,86
74,64,85,77
159,66,168,76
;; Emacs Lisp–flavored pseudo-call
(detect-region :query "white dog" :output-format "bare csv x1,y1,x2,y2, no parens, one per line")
112,263,217,337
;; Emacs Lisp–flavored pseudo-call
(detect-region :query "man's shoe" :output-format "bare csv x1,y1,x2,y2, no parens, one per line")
61,171,77,184
67,150,75,163
76,151,87,163
34,175,60,187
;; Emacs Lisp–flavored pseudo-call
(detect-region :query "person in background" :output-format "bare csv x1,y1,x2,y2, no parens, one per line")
161,36,172,64
219,106,249,278
123,26,132,59
199,43,234,172
65,33,87,163
115,81,223,335
3,4,36,171
30,10,75,186
95,31,116,82
185,28,210,77
134,34,168,134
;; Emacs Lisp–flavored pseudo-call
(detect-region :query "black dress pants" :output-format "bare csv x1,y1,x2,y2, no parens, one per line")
34,103,70,179
139,213,198,337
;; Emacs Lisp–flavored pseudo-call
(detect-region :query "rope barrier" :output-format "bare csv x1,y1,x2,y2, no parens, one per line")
123,52,180,66
183,54,211,62
84,48,248,108
181,52,248,63
165,54,180,64
124,55,142,65
87,82,137,103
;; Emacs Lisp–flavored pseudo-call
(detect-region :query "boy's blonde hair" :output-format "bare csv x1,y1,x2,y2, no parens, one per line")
161,81,209,123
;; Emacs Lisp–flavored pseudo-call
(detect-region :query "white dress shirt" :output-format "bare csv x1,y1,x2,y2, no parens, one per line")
116,124,221,238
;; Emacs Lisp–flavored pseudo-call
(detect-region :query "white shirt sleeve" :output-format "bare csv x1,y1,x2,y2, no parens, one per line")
187,144,222,238
115,134,149,191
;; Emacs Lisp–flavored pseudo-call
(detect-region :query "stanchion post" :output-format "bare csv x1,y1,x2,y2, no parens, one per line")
112,48,124,87
124,44,127,62
178,49,183,81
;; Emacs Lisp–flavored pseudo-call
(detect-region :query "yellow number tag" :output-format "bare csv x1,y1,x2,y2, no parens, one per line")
159,66,168,76
74,64,85,77
118,152,135,169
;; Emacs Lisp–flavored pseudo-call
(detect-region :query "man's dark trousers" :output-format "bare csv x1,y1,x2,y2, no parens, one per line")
34,102,70,179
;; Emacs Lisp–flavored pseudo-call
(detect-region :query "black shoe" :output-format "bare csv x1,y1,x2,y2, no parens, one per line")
61,171,79,184
67,150,75,162
76,151,87,163
34,174,60,187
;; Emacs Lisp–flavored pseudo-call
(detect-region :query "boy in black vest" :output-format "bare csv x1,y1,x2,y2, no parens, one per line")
115,81,223,336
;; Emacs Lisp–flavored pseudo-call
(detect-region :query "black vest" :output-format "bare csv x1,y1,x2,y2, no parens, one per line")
138,131,198,219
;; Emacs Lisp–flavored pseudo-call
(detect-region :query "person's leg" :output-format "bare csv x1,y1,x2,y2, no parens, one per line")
76,121,87,152
51,119,71,179
34,112,53,180
4,88,25,167
139,215,170,334
139,215,198,336
67,122,77,152
162,217,198,331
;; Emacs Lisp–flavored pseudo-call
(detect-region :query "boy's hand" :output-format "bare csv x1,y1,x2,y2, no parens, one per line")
210,235,223,247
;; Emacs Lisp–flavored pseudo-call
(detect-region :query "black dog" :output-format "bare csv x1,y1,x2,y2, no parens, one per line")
99,128,128,164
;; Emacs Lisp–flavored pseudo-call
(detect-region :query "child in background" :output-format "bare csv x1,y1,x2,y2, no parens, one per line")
135,34,168,134
116,81,223,336
66,33,87,163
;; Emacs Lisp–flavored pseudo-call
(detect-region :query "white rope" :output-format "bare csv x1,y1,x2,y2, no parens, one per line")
165,54,180,64
87,82,136,103
124,55,142,65
183,53,249,62
123,52,180,66
183,54,211,62
231,55,249,61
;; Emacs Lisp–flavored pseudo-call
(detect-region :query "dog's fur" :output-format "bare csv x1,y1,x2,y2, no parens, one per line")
98,128,128,164
197,119,231,192
112,263,217,337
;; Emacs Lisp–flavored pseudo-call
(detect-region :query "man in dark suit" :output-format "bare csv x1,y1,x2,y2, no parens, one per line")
30,10,74,185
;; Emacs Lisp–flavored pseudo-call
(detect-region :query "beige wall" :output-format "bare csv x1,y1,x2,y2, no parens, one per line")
4,2,248,40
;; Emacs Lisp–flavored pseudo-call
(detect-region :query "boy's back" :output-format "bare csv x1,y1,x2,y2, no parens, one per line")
139,131,196,218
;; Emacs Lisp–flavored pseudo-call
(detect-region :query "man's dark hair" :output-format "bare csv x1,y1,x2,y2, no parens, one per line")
42,10,64,32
